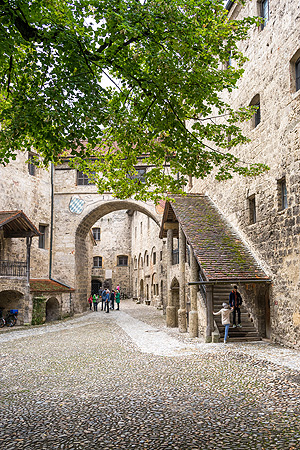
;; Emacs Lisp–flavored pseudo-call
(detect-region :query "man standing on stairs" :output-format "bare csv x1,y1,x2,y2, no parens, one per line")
229,285,243,328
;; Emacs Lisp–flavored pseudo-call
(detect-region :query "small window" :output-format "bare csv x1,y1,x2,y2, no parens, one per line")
28,154,36,176
92,228,101,241
250,94,261,128
126,167,146,183
296,58,300,92
93,256,102,268
248,195,256,224
77,170,95,185
160,251,163,261
38,225,47,249
260,0,269,30
117,255,128,266
153,252,156,265
146,255,149,266
278,178,288,211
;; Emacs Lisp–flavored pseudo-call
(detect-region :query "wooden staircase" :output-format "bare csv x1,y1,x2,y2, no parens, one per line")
213,285,261,342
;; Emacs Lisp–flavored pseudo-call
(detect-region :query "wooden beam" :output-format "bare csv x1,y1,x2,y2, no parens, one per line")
163,222,179,230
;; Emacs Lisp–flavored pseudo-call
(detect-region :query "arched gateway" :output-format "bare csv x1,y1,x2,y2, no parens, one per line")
52,192,161,312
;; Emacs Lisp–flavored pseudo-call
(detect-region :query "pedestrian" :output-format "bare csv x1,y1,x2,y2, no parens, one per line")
88,295,93,310
104,289,110,313
229,285,243,328
115,290,121,310
116,285,120,291
100,290,105,311
92,293,98,311
110,290,115,310
213,302,234,343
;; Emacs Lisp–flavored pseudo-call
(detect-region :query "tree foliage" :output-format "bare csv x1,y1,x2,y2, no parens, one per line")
0,0,267,200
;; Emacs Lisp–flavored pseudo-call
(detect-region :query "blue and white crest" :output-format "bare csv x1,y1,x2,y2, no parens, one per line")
69,195,85,214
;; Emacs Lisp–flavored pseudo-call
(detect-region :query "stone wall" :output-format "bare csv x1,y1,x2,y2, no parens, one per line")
0,151,51,278
131,210,167,307
189,0,300,348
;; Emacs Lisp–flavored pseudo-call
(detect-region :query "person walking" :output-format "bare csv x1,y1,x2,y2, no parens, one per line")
229,285,243,328
92,293,98,311
115,290,121,310
213,302,234,343
110,290,115,310
88,295,93,310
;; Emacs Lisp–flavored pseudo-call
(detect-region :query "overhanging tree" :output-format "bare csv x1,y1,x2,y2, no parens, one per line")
0,0,267,200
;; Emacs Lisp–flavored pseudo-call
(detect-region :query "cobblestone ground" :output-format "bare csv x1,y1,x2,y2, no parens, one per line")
1,300,300,450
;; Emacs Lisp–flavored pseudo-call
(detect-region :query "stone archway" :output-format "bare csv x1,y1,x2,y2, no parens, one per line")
46,297,60,322
74,200,161,311
0,290,24,323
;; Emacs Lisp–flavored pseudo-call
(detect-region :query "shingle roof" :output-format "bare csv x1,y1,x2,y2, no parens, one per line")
0,211,40,238
30,279,74,293
161,194,269,281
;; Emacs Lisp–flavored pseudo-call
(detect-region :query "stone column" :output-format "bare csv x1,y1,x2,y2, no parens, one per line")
166,228,176,327
206,285,214,343
189,252,198,338
178,227,187,332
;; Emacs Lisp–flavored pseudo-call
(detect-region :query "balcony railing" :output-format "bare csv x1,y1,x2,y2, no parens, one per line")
0,260,27,277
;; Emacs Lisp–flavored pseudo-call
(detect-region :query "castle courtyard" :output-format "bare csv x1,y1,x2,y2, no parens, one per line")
1,300,299,450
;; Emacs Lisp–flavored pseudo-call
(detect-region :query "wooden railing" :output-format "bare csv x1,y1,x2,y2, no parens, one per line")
0,260,27,277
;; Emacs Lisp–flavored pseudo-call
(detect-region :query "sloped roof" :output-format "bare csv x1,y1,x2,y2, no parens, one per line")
160,194,269,281
0,211,40,238
30,279,74,293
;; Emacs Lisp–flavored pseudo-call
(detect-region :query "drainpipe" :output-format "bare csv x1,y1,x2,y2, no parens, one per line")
49,163,72,290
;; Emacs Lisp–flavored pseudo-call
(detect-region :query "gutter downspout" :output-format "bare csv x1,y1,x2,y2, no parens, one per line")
49,163,72,290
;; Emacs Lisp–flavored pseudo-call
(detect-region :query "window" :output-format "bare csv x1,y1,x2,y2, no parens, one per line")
260,0,269,30
278,178,288,211
38,225,47,249
77,170,95,185
93,256,102,268
248,195,256,224
153,252,156,265
28,154,36,176
250,94,261,128
160,251,163,261
146,255,149,266
296,58,300,92
127,167,146,183
117,255,128,266
92,228,101,241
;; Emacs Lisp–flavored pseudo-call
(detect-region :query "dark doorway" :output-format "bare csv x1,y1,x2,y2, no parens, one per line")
91,279,102,295
46,297,60,322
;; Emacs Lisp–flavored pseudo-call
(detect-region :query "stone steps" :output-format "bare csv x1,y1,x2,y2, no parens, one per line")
213,285,261,342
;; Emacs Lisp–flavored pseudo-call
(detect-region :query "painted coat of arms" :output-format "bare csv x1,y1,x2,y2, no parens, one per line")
69,195,85,214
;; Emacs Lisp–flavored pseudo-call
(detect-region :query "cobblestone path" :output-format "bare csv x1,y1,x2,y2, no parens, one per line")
1,300,300,450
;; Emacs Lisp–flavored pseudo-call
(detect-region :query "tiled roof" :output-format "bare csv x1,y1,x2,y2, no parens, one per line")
163,194,269,281
30,279,74,293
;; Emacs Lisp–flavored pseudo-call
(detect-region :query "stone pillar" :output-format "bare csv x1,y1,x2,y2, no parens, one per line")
178,227,187,333
166,228,176,327
189,252,198,338
206,285,214,343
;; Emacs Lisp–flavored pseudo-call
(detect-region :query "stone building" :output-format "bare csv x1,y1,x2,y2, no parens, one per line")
0,0,299,349
185,0,300,348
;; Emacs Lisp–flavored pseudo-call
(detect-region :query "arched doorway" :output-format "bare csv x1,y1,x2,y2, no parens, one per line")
91,279,102,295
0,290,24,324
139,279,144,301
46,297,60,322
75,200,160,311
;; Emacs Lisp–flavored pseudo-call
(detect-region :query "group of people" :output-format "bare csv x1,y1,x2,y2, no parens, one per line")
88,287,121,313
213,285,243,344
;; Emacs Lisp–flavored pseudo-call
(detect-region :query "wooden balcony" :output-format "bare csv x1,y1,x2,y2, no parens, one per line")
0,260,27,277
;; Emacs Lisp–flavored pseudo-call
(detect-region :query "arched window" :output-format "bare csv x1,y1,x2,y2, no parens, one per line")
250,94,260,128
260,0,269,30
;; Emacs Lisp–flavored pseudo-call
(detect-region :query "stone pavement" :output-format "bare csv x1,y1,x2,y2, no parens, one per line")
0,300,299,450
